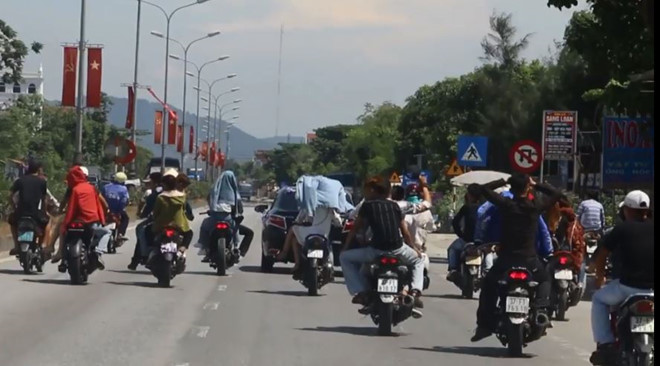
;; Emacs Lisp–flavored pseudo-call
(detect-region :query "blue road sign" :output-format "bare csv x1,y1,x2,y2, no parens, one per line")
457,136,488,167
602,117,654,188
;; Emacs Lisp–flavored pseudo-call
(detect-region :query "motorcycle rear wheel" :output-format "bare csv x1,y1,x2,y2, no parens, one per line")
377,302,394,336
506,321,524,357
306,259,319,296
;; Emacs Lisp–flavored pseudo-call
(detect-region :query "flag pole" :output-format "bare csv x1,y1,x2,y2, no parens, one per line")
74,0,86,165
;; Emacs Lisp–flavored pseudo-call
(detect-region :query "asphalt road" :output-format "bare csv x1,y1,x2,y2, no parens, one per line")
0,206,596,366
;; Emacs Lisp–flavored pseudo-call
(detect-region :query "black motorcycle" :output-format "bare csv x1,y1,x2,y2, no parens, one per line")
62,221,100,285
365,254,420,336
453,242,495,299
105,213,126,254
16,217,44,274
494,267,551,356
299,234,334,296
609,294,654,366
206,215,242,276
547,251,582,321
149,226,186,287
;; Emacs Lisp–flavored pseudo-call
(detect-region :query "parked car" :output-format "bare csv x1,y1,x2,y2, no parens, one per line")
254,187,299,273
239,182,254,202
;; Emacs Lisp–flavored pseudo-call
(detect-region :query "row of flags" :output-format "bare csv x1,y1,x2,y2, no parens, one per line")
61,46,103,108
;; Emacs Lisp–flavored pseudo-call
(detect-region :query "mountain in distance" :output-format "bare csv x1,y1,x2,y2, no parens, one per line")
105,96,303,164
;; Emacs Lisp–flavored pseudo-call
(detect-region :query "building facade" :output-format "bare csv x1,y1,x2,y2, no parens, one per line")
0,65,44,110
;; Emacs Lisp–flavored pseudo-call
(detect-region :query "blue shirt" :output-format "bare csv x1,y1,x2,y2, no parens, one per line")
102,182,129,214
475,191,553,257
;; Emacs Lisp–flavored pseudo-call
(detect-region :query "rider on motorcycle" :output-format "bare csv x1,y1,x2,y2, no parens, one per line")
588,190,654,365
150,169,193,257
340,176,425,310
547,197,587,289
8,160,49,256
198,170,252,262
577,190,605,235
471,174,561,342
101,172,130,241
446,184,481,282
128,172,162,270
60,165,110,271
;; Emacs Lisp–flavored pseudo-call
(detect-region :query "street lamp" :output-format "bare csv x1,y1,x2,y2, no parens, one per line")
178,61,231,175
142,0,210,171
152,31,220,168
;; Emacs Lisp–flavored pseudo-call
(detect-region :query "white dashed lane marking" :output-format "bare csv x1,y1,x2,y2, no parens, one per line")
203,302,219,310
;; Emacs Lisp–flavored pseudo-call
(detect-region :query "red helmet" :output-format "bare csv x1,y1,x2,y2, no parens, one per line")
405,183,421,198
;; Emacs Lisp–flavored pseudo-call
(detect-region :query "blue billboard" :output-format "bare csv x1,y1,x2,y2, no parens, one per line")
602,117,654,188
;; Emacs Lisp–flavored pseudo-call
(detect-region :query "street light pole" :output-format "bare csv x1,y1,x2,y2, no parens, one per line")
129,0,142,177
143,0,208,172
74,0,86,165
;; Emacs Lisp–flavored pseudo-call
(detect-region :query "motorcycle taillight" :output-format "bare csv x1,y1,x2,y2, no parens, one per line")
632,300,654,315
379,257,398,265
558,256,569,265
509,271,529,281
215,222,229,230
165,229,176,238
69,222,84,229
343,219,354,232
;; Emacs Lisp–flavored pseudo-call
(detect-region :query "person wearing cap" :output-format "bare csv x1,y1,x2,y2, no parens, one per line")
101,172,130,240
588,190,654,365
58,165,111,271
149,169,192,258
8,159,49,256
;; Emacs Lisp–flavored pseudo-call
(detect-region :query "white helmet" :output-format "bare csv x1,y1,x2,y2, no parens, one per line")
114,172,128,183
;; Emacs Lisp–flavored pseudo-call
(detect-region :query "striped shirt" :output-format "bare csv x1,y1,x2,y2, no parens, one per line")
358,199,403,251
576,199,605,232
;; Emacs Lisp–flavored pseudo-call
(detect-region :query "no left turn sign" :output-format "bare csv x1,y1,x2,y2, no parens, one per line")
509,140,542,173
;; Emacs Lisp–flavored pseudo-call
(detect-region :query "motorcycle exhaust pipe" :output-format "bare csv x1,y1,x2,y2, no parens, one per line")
397,295,416,321
535,312,550,328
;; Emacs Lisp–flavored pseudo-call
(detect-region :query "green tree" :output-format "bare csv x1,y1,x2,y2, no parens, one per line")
480,12,532,70
0,19,42,83
264,143,317,184
309,124,354,173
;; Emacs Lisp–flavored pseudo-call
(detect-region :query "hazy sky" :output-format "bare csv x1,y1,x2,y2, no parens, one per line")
5,0,584,138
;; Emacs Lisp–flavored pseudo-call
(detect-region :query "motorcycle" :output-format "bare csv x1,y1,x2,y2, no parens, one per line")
608,294,654,366
547,251,582,321
494,267,551,356
15,217,44,274
105,213,127,254
299,234,334,296
205,214,242,276
456,242,494,299
62,221,100,285
365,254,420,336
584,231,600,262
149,226,186,287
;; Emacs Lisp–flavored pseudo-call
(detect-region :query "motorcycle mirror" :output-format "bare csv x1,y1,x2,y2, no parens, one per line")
254,204,268,213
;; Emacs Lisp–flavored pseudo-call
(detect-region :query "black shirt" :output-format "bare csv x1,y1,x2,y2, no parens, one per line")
11,175,47,219
452,202,479,242
479,180,562,259
359,199,404,251
602,219,654,289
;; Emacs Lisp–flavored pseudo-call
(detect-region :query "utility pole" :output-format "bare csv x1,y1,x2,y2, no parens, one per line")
74,0,87,165
129,0,142,177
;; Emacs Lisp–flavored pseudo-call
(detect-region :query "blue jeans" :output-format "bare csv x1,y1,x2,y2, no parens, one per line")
91,223,111,254
591,279,654,344
340,245,424,295
199,213,239,250
447,238,466,271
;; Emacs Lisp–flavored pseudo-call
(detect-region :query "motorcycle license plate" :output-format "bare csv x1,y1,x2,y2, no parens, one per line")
554,269,573,280
160,243,178,253
505,296,529,314
465,256,482,266
587,246,596,254
18,231,34,243
631,316,654,333
307,249,324,259
377,278,398,294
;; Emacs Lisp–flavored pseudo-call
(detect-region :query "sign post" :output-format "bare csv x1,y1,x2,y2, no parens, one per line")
457,136,488,167
510,140,542,174
541,110,578,183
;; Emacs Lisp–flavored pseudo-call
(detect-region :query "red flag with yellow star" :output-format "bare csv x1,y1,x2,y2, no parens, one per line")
86,47,103,108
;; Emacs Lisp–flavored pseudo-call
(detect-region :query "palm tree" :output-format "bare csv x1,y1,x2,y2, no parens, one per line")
480,12,533,69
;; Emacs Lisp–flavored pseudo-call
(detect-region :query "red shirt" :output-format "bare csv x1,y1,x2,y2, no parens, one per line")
62,167,106,232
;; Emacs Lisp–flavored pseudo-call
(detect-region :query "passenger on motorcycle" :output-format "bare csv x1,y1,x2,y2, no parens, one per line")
150,169,193,257
446,184,481,282
198,170,252,262
101,172,130,240
471,187,553,273
128,172,163,270
8,160,49,256
588,190,654,365
547,197,587,289
340,176,425,310
402,181,434,250
60,166,111,271
471,174,561,342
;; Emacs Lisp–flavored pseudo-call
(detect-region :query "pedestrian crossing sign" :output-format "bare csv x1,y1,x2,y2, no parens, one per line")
445,159,464,177
457,136,488,167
